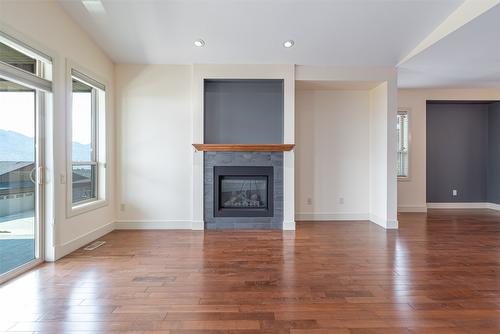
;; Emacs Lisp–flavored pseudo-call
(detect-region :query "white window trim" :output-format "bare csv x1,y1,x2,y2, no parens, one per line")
66,60,109,217
397,108,411,182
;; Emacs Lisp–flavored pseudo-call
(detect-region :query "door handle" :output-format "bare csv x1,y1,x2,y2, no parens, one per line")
37,166,44,185
29,167,36,184
29,166,44,185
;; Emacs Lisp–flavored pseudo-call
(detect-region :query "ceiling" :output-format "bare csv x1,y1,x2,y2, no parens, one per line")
398,4,500,88
58,0,500,88
59,0,462,66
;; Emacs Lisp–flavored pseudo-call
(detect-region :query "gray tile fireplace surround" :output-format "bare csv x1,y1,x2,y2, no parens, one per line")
204,151,284,230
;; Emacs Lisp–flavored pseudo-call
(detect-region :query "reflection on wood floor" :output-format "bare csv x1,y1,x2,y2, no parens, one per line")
1,209,500,333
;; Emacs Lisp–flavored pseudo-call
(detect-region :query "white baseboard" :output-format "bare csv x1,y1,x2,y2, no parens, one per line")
115,220,194,230
488,202,500,211
283,220,296,230
426,202,500,211
295,212,369,221
53,221,115,261
385,220,399,229
427,202,487,209
190,220,205,230
370,214,398,229
398,205,428,213
295,212,398,229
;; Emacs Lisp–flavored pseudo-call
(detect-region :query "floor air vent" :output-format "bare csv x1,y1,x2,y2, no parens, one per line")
84,241,106,251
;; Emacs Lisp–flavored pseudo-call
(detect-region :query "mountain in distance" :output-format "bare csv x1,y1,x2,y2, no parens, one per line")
0,129,34,161
0,129,90,161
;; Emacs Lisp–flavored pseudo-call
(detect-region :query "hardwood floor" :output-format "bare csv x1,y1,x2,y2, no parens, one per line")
1,209,500,333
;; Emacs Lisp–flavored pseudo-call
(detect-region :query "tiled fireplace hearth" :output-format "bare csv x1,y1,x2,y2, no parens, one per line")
204,151,283,229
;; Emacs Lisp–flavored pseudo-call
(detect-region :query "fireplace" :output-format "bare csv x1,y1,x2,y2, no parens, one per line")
214,166,274,217
204,152,283,229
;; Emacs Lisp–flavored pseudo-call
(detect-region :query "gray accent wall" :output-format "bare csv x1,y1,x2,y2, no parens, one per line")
427,103,489,203
488,102,500,204
204,79,284,144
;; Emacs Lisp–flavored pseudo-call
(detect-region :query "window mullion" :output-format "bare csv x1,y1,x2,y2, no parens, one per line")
0,61,52,92
72,161,97,166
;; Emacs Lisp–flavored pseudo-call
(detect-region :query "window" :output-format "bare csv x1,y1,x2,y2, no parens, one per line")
70,68,106,210
0,31,52,82
397,110,409,179
0,41,36,74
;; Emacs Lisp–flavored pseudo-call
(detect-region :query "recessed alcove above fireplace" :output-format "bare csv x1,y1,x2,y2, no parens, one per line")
204,79,284,144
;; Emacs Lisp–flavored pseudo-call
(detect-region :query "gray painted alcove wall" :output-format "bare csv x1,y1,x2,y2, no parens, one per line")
204,79,284,144
426,102,500,204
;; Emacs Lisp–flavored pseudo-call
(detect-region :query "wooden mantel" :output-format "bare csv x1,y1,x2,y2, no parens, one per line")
192,144,295,152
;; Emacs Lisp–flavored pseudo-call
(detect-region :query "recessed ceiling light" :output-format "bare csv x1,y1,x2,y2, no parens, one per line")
283,40,295,48
194,39,206,47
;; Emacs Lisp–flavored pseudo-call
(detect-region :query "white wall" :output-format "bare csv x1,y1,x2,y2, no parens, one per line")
115,65,193,228
296,66,398,229
295,89,370,220
369,83,391,226
0,0,116,260
398,88,500,212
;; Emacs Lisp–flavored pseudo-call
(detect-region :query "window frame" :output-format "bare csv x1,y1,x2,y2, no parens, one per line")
397,108,411,181
66,61,108,217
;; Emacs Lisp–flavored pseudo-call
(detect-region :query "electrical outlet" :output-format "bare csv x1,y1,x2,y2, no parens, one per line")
339,197,345,205
120,204,126,212
452,189,458,197
307,197,312,205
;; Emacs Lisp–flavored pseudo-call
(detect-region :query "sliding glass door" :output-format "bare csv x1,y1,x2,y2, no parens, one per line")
0,78,42,277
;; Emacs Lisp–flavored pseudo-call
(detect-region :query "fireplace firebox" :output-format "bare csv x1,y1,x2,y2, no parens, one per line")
214,166,274,217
